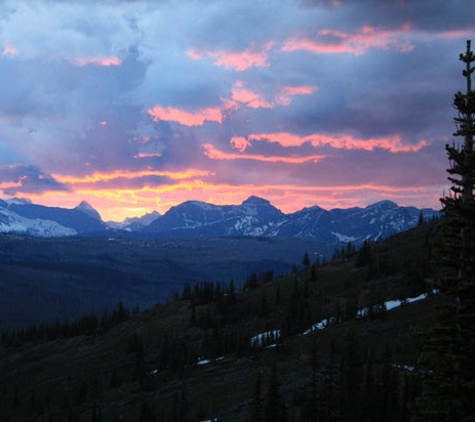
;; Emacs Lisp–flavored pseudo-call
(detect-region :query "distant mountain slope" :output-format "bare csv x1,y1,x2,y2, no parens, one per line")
145,196,285,237
107,211,161,231
0,199,105,236
282,200,436,243
144,196,439,245
0,196,439,242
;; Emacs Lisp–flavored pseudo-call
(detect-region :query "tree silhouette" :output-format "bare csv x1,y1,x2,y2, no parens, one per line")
249,375,263,422
264,364,287,422
302,250,311,266
414,40,475,421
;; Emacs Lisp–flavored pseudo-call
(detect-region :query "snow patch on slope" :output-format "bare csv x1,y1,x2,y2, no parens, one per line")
331,232,357,243
0,209,77,237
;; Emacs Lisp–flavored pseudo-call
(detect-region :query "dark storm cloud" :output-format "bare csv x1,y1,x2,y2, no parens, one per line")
0,165,67,195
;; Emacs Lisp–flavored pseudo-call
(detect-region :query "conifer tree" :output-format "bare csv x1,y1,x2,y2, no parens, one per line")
341,328,362,421
302,250,311,266
413,40,475,421
139,401,157,422
250,375,263,422
301,341,320,421
264,363,287,422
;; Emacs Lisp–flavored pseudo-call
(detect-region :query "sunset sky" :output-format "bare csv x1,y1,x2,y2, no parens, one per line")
1,0,474,221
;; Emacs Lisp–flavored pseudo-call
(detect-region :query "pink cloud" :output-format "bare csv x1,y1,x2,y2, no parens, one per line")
69,56,122,66
0,180,22,191
2,43,18,56
134,152,162,159
248,132,429,153
230,81,316,109
231,81,272,108
282,24,414,55
188,42,274,71
147,100,238,126
230,136,252,152
147,82,314,128
438,29,475,39
275,85,317,106
202,143,325,163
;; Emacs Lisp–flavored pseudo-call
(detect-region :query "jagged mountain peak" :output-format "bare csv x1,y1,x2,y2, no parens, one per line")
107,211,161,231
74,200,102,221
0,199,106,236
126,210,161,222
76,200,94,209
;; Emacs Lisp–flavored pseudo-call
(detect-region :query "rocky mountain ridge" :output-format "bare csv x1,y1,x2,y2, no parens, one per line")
143,196,439,245
0,196,439,244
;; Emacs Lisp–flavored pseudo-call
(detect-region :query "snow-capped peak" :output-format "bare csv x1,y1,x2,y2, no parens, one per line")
75,200,102,220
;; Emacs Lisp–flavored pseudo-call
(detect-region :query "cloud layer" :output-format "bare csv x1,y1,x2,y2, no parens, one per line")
0,0,473,221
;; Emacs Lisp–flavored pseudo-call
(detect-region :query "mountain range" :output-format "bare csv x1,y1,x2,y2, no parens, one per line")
0,195,439,245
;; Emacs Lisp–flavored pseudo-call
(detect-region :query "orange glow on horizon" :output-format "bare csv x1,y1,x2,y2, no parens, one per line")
16,180,443,222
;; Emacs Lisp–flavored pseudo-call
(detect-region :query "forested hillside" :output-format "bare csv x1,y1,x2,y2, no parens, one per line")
0,219,443,421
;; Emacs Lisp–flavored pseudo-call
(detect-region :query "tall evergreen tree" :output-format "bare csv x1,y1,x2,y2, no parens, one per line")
341,328,362,422
250,375,263,422
413,40,475,421
301,341,320,421
264,364,287,422
302,250,311,266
